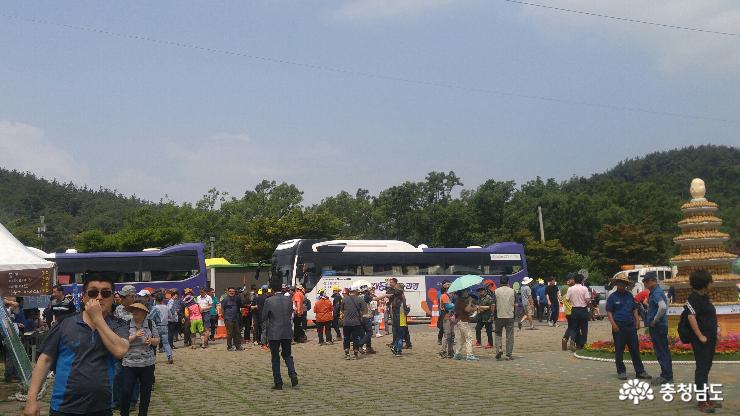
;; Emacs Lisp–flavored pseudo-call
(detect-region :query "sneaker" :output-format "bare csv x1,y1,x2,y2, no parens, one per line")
393,350,402,357
353,351,359,360
376,333,384,338
360,346,367,354
651,376,672,386
636,372,652,380
465,354,479,361
452,353,462,360
345,353,352,360
698,401,716,413
318,342,326,346
403,344,412,350
518,321,523,331
290,375,299,387
484,344,493,349
505,355,513,361
568,340,576,352
271,384,283,390
561,338,568,351
366,347,377,354
227,346,236,351
495,351,503,360
167,357,174,364
473,342,482,348
617,372,628,380
438,352,448,359
236,346,244,351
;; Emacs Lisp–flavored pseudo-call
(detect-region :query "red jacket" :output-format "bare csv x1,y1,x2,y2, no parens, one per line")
313,297,333,323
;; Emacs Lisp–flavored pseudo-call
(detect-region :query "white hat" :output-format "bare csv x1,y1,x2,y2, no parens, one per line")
522,277,533,285
137,289,151,296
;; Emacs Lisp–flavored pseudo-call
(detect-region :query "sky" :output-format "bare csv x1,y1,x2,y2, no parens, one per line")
1,0,738,204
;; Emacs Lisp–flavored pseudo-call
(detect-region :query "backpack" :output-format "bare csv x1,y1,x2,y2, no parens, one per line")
677,304,693,344
303,297,312,311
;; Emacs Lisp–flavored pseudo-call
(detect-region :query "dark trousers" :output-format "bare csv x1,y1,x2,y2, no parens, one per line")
252,313,262,344
210,315,218,340
332,315,342,338
570,307,589,348
691,336,716,393
563,314,574,341
113,361,139,407
612,322,645,375
437,311,444,342
225,319,241,348
167,322,178,348
475,321,493,345
649,324,673,380
342,325,362,351
359,318,373,348
242,314,251,340
549,302,559,323
316,321,333,343
183,320,191,346
269,339,296,387
293,316,306,342
120,365,154,416
536,301,546,322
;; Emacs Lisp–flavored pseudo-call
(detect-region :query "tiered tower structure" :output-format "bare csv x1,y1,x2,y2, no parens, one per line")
666,178,739,336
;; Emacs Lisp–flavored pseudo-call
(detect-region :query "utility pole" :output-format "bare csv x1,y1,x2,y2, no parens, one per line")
37,216,46,251
209,236,215,258
537,206,545,242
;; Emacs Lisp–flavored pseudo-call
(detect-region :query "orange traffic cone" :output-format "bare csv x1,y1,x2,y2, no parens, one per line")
428,303,439,328
558,303,567,323
378,303,386,332
216,313,227,339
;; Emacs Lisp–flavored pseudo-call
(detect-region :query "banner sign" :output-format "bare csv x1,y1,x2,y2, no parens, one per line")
0,268,53,296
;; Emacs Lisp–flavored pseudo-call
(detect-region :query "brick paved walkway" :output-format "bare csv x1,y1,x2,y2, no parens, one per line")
1,320,737,415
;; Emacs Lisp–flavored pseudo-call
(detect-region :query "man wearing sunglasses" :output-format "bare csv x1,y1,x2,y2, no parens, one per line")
23,274,130,416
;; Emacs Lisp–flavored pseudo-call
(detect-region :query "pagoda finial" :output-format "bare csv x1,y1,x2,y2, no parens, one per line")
690,178,706,201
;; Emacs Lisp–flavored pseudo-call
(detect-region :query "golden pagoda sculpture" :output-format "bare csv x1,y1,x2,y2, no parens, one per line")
667,178,740,336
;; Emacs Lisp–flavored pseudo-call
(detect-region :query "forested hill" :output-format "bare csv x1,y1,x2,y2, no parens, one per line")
1,144,738,282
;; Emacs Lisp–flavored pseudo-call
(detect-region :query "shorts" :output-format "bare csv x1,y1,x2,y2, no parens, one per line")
190,319,204,335
201,311,211,329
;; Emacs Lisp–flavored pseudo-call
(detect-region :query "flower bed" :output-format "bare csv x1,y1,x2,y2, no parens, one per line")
584,334,740,356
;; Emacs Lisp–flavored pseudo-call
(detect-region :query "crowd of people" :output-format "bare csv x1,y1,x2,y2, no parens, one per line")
5,266,722,415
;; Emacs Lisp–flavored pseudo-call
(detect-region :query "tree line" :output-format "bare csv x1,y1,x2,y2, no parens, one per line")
1,145,738,283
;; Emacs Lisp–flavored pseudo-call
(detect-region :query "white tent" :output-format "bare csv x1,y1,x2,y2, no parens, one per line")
0,222,55,296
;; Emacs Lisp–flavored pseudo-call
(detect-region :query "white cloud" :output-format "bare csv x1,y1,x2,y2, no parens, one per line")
0,120,89,183
333,0,457,20
516,0,740,73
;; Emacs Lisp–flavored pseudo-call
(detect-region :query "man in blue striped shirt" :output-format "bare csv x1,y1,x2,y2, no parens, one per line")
23,274,129,416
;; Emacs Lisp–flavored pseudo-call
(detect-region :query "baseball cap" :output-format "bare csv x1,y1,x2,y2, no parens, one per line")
119,285,136,297
137,289,151,297
642,271,658,282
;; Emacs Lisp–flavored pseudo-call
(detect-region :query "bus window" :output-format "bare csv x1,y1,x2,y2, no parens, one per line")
418,264,443,275
362,265,401,276
298,263,319,291
404,265,419,275
446,264,483,275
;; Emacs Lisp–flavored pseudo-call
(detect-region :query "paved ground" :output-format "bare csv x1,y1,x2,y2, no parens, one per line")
0,320,737,415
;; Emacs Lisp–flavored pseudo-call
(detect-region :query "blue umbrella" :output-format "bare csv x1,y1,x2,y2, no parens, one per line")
448,275,483,293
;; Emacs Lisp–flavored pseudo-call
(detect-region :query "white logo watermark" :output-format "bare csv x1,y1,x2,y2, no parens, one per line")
619,380,654,404
618,381,723,405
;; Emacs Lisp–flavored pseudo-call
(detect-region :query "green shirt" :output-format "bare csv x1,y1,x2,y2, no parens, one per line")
477,292,494,322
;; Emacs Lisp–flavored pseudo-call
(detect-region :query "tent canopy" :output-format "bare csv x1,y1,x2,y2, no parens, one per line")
0,222,55,271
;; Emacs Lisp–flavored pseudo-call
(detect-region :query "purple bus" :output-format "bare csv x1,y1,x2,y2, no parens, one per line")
47,243,207,294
